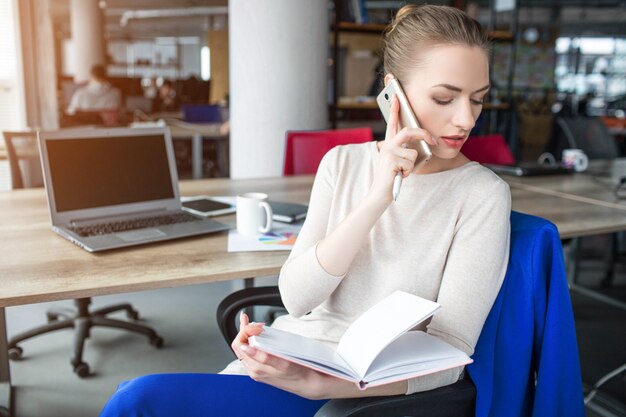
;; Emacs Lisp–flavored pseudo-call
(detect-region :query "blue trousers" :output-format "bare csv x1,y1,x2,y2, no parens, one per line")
99,373,328,417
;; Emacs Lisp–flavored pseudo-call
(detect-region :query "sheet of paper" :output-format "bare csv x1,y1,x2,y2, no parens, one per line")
227,224,301,252
336,291,440,379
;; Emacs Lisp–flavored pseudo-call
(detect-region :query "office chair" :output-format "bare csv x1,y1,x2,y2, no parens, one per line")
555,116,620,160
460,134,516,165
216,212,585,417
3,131,163,378
283,127,374,175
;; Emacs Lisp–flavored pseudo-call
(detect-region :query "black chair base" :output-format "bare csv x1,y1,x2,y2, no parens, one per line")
8,297,163,377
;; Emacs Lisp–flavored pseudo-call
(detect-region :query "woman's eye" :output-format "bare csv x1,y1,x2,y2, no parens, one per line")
433,98,452,105
471,99,485,106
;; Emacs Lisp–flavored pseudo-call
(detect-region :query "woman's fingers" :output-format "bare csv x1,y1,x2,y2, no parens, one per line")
231,312,265,358
394,127,436,147
394,147,419,164
239,349,295,382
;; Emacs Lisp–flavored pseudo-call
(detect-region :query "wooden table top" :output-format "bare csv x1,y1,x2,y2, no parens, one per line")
2,174,626,307
0,177,310,307
502,170,626,211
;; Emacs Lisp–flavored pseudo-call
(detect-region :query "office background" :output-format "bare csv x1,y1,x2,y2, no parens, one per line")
0,0,625,416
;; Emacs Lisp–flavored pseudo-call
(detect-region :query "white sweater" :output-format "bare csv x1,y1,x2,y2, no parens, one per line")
223,141,511,395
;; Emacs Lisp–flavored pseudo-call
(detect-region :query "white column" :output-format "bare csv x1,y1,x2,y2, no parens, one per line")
70,0,105,83
229,0,328,179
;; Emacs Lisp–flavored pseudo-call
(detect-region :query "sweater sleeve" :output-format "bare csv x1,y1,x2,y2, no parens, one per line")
278,147,347,317
406,178,512,394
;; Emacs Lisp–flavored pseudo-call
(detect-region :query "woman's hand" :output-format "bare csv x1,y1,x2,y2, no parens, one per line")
231,312,327,399
371,96,437,203
232,313,409,399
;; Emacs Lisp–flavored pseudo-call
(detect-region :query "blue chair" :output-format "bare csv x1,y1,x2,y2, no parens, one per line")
101,212,586,417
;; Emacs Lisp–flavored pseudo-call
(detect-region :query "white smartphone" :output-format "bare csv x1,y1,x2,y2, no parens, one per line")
376,79,432,167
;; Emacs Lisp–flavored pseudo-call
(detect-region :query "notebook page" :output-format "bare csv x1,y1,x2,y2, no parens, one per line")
336,291,440,379
249,326,354,378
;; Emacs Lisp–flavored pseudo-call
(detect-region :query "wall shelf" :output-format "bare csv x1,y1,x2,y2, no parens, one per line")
329,1,517,129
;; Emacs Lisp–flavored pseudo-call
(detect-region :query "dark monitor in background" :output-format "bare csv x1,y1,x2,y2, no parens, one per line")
181,104,223,123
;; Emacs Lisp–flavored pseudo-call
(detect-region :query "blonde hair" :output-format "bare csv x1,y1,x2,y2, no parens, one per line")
383,5,489,84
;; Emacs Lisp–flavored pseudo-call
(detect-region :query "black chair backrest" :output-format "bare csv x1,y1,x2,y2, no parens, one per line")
3,131,43,189
556,117,619,160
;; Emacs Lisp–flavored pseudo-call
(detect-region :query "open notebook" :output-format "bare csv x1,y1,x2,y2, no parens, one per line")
250,291,471,390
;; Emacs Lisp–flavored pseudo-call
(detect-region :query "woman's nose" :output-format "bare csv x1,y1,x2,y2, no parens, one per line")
452,102,476,132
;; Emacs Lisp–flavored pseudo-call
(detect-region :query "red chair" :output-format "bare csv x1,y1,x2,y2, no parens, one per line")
461,134,516,165
283,127,374,175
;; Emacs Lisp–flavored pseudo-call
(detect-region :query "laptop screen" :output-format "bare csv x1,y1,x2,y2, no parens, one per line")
46,134,174,212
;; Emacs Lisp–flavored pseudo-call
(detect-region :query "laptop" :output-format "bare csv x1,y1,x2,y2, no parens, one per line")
38,127,230,252
485,162,573,177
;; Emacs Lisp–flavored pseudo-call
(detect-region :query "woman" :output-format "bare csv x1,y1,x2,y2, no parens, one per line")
100,5,510,416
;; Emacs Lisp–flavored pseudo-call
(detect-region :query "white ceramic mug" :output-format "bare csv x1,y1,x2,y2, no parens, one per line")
561,149,589,172
236,192,273,236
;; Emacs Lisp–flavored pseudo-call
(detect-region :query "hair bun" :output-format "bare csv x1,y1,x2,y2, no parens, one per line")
394,4,420,22
386,4,419,35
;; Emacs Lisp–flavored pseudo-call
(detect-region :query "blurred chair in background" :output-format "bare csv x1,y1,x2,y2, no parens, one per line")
461,134,516,166
3,131,44,189
554,117,620,160
283,127,374,176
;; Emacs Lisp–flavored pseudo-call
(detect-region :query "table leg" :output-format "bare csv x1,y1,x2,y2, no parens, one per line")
0,308,13,416
192,133,203,179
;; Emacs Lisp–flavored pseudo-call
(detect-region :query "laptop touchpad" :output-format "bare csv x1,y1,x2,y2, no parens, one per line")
116,228,166,242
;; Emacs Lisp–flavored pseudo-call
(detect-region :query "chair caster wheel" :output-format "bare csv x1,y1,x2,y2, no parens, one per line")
8,346,23,360
74,362,90,378
127,310,140,320
150,336,164,348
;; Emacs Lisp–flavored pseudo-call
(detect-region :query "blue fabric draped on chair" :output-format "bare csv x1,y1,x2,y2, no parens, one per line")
99,211,585,417
467,211,585,417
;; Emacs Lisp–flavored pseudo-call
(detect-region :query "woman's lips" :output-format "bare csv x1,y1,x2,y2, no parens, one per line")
440,136,466,148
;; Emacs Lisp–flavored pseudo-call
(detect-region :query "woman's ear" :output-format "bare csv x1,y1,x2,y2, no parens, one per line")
383,74,395,87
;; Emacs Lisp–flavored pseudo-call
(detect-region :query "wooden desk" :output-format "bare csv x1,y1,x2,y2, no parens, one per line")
502,172,626,312
0,176,306,414
0,177,309,308
2,175,626,414
503,171,626,212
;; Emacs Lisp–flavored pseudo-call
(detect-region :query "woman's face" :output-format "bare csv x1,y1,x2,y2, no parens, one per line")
396,44,489,163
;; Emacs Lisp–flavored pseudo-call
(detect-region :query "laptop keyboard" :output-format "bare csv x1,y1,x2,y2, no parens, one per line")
69,212,202,237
